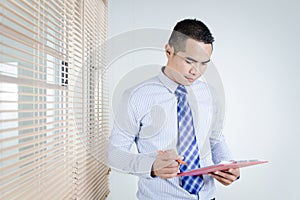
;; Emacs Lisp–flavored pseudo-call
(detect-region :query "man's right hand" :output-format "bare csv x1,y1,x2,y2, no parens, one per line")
151,149,182,179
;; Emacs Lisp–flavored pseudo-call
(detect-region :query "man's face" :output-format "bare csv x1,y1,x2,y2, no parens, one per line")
165,38,213,85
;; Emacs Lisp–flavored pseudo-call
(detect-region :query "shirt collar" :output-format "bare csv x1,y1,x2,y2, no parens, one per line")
158,67,180,94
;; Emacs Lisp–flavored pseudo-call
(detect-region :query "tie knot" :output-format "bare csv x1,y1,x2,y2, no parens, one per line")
175,85,187,97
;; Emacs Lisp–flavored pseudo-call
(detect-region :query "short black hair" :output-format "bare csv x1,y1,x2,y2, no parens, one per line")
168,19,214,53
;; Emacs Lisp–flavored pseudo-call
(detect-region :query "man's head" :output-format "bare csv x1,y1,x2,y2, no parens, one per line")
168,19,214,54
164,19,214,85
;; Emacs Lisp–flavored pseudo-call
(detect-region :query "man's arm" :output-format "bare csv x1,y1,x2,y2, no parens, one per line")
108,88,184,179
107,90,157,178
108,130,182,179
209,87,240,185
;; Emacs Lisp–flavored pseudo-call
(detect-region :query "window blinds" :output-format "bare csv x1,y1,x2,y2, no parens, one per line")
0,0,109,199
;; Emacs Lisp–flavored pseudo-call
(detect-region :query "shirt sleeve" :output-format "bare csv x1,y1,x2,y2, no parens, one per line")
106,89,156,178
209,86,233,164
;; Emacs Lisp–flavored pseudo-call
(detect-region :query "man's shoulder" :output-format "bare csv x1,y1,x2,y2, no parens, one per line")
125,76,165,97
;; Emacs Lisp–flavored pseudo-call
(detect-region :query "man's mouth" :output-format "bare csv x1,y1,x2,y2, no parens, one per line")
185,77,194,83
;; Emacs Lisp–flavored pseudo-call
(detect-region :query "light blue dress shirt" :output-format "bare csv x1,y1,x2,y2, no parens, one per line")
108,68,233,200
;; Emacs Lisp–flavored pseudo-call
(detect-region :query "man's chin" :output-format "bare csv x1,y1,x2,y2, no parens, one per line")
165,67,197,85
174,77,194,86
182,81,193,86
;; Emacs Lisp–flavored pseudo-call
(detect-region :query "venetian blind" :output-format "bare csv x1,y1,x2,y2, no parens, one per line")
0,0,110,199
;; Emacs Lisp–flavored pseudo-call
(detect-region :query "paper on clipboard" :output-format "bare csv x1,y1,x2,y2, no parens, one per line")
177,160,268,177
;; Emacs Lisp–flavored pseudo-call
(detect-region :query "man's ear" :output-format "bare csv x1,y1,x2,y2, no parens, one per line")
165,44,174,57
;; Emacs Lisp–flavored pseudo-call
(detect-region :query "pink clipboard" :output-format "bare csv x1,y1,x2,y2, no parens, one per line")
178,160,268,176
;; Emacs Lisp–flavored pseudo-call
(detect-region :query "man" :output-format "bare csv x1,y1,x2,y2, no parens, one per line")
108,19,240,200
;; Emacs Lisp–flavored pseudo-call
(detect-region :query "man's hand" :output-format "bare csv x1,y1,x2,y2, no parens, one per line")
151,150,182,179
209,168,240,186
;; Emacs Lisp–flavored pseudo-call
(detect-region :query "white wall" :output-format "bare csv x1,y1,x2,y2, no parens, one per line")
107,0,300,199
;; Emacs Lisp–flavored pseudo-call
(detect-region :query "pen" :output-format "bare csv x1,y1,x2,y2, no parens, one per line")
158,150,188,166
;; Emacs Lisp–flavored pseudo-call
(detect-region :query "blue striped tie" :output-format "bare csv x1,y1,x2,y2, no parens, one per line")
175,85,203,195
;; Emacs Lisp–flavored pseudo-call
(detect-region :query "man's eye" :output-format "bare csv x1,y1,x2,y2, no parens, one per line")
185,60,193,64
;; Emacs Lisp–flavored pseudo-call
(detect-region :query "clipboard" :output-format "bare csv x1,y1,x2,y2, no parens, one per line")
177,160,268,176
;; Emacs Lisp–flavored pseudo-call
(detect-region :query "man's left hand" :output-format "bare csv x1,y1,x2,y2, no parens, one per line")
209,168,240,186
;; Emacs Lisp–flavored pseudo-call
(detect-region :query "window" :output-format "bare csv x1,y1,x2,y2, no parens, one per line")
0,0,109,199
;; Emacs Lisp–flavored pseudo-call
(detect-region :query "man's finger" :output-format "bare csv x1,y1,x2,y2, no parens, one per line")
209,173,232,186
158,150,182,161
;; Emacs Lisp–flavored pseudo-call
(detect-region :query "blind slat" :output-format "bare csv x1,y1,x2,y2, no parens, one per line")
1,153,72,194
2,158,72,200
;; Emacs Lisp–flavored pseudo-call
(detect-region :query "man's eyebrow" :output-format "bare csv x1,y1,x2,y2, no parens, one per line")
185,56,210,64
201,59,210,64
185,56,198,63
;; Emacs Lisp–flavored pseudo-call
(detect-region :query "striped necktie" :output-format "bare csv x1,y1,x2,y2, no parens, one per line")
175,85,203,195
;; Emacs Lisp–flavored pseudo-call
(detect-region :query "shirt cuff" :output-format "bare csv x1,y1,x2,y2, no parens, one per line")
134,155,156,179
